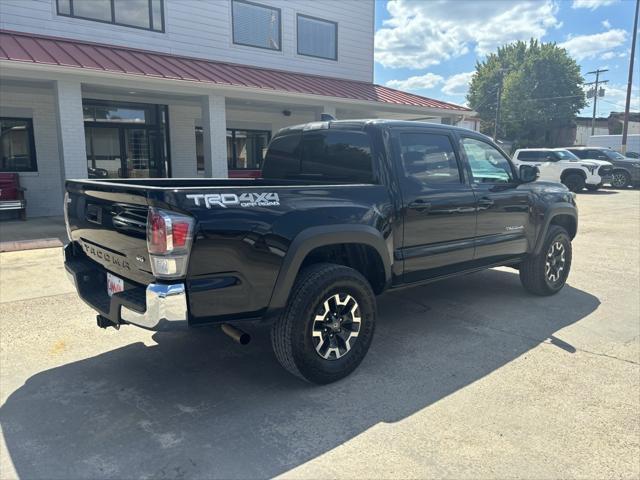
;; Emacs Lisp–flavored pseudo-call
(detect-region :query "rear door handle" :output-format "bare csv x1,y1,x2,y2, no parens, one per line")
408,199,431,212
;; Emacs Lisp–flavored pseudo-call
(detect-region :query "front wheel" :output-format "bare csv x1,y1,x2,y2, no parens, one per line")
562,173,585,193
519,225,572,296
271,263,377,384
611,170,631,189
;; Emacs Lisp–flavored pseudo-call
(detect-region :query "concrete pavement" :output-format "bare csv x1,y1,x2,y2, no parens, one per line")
0,189,638,479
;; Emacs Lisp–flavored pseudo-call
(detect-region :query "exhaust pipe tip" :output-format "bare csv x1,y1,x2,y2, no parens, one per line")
221,323,251,345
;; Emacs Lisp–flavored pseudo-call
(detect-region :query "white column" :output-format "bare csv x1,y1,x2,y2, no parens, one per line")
316,105,337,121
201,94,228,178
54,80,87,180
168,105,198,178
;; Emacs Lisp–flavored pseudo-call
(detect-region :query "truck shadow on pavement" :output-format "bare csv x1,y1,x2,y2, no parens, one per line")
0,269,600,479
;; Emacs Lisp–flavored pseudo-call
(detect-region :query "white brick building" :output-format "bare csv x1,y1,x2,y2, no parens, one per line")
0,0,472,217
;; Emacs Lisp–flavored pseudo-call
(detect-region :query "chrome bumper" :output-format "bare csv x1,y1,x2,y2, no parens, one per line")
120,283,188,331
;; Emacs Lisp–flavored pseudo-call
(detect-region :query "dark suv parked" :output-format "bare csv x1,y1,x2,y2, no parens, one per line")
566,147,640,188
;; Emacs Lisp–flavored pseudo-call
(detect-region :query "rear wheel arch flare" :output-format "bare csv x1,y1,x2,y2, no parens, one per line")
266,225,392,313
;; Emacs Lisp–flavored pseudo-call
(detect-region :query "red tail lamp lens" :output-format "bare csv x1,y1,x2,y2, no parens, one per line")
172,221,190,248
148,210,167,254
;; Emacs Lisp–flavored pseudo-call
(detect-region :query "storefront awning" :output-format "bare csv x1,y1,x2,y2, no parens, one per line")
0,29,469,112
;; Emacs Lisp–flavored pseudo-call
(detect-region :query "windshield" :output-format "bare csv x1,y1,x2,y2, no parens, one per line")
553,150,579,160
604,150,626,160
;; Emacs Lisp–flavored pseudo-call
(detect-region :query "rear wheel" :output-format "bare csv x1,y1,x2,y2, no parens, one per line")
562,173,585,193
611,170,631,189
271,263,376,384
519,225,572,296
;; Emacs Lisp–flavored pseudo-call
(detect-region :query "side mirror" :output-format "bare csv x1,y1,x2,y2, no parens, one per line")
519,164,540,183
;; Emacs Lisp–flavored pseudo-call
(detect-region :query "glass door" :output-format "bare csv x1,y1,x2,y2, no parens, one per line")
85,127,122,179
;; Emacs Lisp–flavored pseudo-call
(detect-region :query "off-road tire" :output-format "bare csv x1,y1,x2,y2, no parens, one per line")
562,173,585,193
519,225,572,296
611,170,631,189
271,263,376,384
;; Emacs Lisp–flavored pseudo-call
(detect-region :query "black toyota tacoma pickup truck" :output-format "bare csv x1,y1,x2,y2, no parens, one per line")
64,120,578,384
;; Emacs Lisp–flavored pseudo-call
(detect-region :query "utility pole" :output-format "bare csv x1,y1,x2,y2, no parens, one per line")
493,69,504,142
621,0,639,156
586,69,609,135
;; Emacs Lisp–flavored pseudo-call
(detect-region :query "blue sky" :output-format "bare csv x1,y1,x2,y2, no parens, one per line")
373,0,639,117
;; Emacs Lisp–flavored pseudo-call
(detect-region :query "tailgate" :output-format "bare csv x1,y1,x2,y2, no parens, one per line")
65,181,153,285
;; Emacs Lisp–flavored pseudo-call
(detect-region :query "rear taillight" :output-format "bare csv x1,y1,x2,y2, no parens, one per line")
146,207,195,279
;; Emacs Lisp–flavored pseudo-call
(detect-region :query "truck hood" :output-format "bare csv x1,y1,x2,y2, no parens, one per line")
572,159,613,167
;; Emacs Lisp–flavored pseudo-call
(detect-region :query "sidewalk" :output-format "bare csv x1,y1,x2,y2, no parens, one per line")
0,216,67,252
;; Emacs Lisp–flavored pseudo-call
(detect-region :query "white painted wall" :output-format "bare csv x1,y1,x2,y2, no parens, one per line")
0,84,65,217
0,0,374,82
575,124,609,146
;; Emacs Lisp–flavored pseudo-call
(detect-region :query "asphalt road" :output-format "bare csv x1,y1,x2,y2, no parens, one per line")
1,189,638,479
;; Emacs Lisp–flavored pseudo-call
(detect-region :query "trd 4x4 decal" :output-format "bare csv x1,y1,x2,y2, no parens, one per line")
186,192,280,208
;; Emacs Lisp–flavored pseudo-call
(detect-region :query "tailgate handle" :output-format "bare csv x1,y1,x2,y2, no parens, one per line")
86,204,102,225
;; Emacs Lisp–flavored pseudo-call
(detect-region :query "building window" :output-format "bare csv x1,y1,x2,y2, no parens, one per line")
56,0,164,32
232,0,281,51
195,127,270,173
83,100,169,179
0,118,37,172
297,14,337,60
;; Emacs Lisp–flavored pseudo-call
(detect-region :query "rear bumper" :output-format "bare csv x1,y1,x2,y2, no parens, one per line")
120,283,188,330
64,243,188,331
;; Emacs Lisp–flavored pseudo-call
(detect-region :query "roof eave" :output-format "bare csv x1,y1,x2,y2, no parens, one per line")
0,59,471,115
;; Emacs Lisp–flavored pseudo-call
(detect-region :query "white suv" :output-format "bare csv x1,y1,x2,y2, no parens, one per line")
512,148,613,192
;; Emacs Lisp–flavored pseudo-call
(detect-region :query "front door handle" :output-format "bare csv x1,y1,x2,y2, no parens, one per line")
408,199,431,212
478,197,494,210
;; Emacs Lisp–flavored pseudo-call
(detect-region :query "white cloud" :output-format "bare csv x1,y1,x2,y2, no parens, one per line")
572,0,618,10
442,71,475,97
375,0,561,69
600,83,640,112
559,29,627,60
602,19,612,29
386,73,444,90
601,51,616,60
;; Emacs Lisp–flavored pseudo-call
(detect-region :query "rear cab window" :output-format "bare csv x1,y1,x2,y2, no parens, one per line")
262,128,375,183
261,132,302,179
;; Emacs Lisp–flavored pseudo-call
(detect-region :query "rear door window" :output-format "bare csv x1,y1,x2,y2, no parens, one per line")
517,151,542,161
301,130,374,183
587,149,609,160
568,149,588,159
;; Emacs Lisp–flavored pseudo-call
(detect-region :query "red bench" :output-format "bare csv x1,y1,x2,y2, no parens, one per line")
0,173,26,220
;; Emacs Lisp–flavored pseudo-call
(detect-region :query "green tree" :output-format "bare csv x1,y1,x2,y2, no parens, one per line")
467,40,586,148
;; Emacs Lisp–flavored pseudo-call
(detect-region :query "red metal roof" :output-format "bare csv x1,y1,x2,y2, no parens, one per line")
0,29,470,112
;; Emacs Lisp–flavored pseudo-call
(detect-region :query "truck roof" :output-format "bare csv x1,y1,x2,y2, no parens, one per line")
276,119,482,136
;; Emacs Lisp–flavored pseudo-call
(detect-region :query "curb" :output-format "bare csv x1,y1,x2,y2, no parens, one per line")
0,238,64,253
